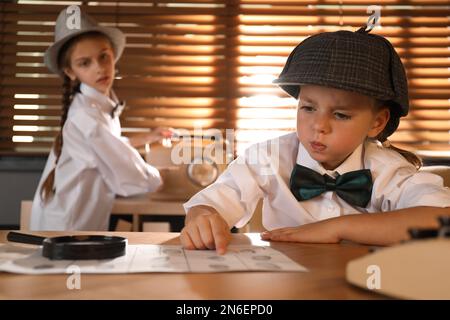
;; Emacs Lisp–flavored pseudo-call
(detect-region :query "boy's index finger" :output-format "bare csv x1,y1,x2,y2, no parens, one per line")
209,215,230,255
215,236,227,255
212,225,228,255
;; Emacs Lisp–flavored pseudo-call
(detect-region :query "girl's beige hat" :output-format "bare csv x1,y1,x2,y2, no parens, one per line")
44,7,126,76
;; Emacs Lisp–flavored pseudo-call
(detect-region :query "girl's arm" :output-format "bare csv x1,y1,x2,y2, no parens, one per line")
262,206,449,246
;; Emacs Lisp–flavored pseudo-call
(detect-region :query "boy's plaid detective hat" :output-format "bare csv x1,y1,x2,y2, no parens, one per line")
273,27,409,138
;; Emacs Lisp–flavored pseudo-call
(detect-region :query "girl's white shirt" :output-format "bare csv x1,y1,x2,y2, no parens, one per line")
30,83,162,231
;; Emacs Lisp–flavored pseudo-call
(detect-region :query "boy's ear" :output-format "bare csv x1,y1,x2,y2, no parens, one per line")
368,108,390,138
63,67,76,81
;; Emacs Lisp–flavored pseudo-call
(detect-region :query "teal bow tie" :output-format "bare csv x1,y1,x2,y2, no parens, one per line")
289,164,373,207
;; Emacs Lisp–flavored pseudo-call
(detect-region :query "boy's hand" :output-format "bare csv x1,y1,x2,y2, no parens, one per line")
260,217,342,244
180,206,231,255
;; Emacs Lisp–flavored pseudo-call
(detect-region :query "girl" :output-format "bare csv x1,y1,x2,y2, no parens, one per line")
180,27,450,254
31,8,171,230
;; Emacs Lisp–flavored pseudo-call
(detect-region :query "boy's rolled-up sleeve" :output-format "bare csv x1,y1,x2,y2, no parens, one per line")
372,163,450,211
183,156,265,229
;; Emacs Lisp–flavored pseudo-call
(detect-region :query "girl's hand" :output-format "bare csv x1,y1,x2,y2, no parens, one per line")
146,127,174,145
128,127,174,148
260,217,343,244
180,206,231,255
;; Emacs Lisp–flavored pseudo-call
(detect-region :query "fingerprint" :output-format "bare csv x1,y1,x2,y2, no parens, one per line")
208,256,225,261
208,264,230,270
255,262,281,270
162,248,182,255
251,255,271,261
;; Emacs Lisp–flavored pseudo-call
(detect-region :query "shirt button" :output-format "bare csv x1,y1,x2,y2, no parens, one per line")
327,205,334,212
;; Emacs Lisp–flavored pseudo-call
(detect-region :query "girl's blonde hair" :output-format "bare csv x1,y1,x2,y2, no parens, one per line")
374,100,422,170
40,32,114,202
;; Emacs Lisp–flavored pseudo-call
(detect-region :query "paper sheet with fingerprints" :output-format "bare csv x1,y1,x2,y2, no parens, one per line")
0,244,308,274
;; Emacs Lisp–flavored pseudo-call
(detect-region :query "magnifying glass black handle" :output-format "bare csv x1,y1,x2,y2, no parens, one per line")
7,231,46,245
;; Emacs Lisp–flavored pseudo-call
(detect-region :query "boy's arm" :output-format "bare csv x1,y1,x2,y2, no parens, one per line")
339,207,447,245
262,206,449,246
181,149,269,253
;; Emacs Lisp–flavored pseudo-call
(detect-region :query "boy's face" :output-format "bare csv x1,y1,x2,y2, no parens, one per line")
64,37,115,96
297,85,389,170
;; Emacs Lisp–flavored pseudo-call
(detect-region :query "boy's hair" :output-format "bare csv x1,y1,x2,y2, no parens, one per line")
373,100,422,169
40,32,113,202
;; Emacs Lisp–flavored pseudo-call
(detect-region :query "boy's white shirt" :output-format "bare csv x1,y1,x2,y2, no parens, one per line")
184,132,450,230
30,83,162,231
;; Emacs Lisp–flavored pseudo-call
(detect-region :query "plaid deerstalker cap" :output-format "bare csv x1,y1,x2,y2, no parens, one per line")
273,27,409,139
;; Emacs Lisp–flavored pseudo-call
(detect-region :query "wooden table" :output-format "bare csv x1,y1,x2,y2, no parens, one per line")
0,231,384,299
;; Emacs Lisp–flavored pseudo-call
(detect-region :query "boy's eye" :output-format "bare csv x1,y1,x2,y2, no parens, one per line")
334,112,351,120
79,60,89,67
300,106,315,112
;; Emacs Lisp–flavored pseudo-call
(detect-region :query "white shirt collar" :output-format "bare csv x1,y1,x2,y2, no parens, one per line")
80,83,124,117
296,141,364,177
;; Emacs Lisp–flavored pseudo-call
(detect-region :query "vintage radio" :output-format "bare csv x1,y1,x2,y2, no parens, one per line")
145,130,234,201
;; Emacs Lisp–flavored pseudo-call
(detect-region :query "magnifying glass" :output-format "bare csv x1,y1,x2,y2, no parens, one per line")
6,231,127,260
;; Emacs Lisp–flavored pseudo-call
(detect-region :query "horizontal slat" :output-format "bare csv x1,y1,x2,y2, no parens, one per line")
3,15,450,29
3,3,449,18
4,0,448,5
0,141,52,149
4,45,449,58
0,87,231,98
392,144,450,152
1,98,449,110
123,107,227,118
121,119,226,128
2,34,226,46
3,77,450,88
1,77,229,87
0,97,230,108
398,121,450,131
5,108,450,121
3,55,450,69
0,108,60,117
391,131,450,142
4,34,450,49
239,0,450,4
1,23,227,36
1,66,230,77
4,66,450,79
1,87,449,100
4,140,450,153
2,55,228,67
2,46,230,56
3,24,450,39
1,14,235,25
6,129,450,141
0,130,58,138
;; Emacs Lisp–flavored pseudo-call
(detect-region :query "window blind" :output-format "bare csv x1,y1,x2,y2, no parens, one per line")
1,0,449,157
233,0,450,156
0,0,234,154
